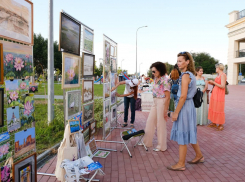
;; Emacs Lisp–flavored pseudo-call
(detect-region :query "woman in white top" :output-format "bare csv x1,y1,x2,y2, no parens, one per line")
112,79,139,128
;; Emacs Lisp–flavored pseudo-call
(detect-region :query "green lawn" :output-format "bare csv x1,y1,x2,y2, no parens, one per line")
35,83,125,96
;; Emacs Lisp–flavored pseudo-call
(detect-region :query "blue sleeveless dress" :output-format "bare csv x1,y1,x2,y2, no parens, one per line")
170,71,197,145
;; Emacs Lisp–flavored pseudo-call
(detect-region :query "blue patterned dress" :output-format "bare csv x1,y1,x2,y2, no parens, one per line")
170,71,197,145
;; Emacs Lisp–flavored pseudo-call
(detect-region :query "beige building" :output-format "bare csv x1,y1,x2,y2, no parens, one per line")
226,9,245,85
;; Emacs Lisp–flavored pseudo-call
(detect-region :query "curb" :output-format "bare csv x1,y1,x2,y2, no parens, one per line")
37,142,61,162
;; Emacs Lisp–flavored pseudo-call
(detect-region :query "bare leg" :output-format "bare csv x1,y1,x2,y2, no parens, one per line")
190,142,204,162
171,145,187,168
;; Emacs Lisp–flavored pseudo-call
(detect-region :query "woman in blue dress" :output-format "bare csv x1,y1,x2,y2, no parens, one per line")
167,52,204,171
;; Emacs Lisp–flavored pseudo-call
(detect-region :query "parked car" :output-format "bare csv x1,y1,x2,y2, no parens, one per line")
241,78,245,83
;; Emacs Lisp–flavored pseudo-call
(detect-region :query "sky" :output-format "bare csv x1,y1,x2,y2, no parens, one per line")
33,0,244,75
15,127,35,145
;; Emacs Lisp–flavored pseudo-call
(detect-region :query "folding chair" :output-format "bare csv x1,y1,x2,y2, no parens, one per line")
120,130,148,158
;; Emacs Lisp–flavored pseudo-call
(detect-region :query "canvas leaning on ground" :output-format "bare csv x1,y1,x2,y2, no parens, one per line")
59,12,81,55
62,52,81,89
0,0,34,45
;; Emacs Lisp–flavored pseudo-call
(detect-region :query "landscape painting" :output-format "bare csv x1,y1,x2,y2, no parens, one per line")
111,57,117,73
0,40,33,79
18,79,29,93
82,80,93,103
90,120,96,138
19,164,31,182
0,132,10,163
15,127,35,158
83,102,94,125
69,120,80,133
1,165,11,182
104,41,110,65
20,94,35,126
59,12,81,55
83,28,94,53
111,90,116,105
104,99,110,115
0,43,3,84
103,65,110,83
0,88,3,127
7,106,21,132
0,0,33,45
82,53,95,77
104,83,110,98
111,105,117,122
5,79,19,106
62,52,80,89
66,90,81,120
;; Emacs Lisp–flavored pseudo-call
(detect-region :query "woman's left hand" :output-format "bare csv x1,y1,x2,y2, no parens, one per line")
208,80,215,85
172,112,179,122
164,111,168,121
116,92,120,97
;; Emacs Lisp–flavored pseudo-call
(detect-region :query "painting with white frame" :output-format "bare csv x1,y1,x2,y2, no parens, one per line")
103,99,110,116
83,27,94,53
82,80,94,103
66,90,81,120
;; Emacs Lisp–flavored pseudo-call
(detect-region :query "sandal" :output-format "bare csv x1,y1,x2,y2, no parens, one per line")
167,165,185,171
216,125,224,131
207,123,216,128
187,156,205,164
120,123,128,127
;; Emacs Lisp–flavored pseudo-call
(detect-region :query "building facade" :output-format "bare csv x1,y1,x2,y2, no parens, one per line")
226,10,245,85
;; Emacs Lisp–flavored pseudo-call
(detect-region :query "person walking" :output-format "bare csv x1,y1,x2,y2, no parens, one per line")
142,62,170,152
207,63,227,131
195,66,208,125
168,52,204,171
111,79,138,128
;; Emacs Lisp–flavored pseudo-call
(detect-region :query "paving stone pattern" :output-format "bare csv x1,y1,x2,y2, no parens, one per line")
37,85,245,182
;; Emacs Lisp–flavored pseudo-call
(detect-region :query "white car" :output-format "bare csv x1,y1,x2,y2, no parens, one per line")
241,78,245,83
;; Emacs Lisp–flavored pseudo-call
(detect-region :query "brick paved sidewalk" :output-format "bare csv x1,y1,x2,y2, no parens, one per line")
37,85,245,182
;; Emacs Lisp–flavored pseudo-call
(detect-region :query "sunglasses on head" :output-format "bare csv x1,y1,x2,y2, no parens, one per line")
131,79,136,86
179,51,187,54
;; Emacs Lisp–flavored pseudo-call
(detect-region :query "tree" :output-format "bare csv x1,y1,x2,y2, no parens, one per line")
147,69,152,78
164,62,174,74
94,61,103,77
191,52,219,74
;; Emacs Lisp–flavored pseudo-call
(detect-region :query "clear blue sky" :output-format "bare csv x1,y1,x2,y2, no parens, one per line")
33,0,244,74
15,127,35,145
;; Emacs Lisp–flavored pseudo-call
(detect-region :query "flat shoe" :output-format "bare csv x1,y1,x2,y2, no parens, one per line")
153,148,160,152
187,156,204,164
120,123,128,127
167,165,185,171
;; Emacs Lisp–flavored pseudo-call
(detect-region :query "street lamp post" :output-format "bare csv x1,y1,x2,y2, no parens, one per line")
139,62,143,78
136,26,147,78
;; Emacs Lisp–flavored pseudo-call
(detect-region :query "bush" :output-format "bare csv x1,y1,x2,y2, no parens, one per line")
94,98,103,128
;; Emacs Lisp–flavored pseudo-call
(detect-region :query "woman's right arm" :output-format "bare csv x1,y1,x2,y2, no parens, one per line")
172,74,189,121
111,81,126,91
116,91,134,97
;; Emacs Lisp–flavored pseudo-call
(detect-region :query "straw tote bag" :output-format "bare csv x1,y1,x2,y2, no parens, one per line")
55,124,78,182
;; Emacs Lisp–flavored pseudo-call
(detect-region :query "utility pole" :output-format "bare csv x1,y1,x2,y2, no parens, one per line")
48,0,54,123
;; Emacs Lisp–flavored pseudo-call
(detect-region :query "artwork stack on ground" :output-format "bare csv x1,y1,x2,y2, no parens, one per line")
103,35,118,139
0,1,37,181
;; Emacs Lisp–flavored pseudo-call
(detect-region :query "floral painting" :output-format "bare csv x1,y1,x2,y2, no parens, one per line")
7,106,21,132
0,40,33,79
1,165,11,182
29,83,38,93
18,79,29,93
103,65,110,83
104,41,110,65
0,133,10,163
5,79,20,106
62,52,80,89
111,57,117,73
20,94,35,126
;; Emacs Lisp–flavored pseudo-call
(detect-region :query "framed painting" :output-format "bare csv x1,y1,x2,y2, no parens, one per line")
0,88,3,127
82,53,95,77
0,40,33,79
0,0,33,45
59,12,81,55
103,83,110,99
0,43,3,84
83,127,90,144
89,120,97,138
111,57,117,73
82,102,94,125
7,106,21,132
62,52,81,89
88,139,98,154
111,105,117,122
111,90,116,105
82,80,94,103
69,120,80,133
0,132,10,163
103,99,110,116
111,73,117,88
83,27,94,53
20,93,35,126
14,127,36,158
1,164,11,182
66,90,81,120
13,152,37,182
104,41,110,65
103,65,110,83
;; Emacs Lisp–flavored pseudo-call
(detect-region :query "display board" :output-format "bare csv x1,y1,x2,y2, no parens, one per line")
102,35,118,139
